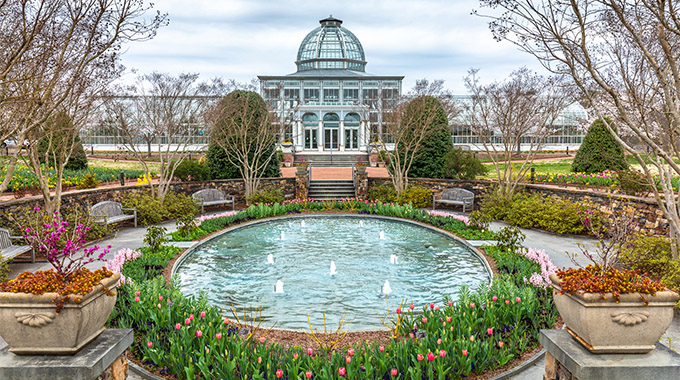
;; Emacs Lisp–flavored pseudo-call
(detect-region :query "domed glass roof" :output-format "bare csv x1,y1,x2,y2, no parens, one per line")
296,16,367,72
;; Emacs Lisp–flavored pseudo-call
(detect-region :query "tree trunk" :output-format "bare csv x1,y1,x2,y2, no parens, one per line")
0,153,19,193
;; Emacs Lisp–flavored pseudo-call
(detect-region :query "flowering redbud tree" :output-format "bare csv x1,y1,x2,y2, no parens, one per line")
20,207,110,281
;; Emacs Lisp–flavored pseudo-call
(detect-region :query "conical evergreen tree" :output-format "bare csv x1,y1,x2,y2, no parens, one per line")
571,117,628,174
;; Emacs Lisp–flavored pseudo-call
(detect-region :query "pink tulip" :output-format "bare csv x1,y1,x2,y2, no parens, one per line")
410,303,414,310
347,348,354,356
516,297,521,303
216,332,222,340
492,295,498,301
462,349,468,356
439,349,446,358
487,328,494,335
307,347,314,356
157,303,161,309
448,300,453,306
158,295,163,301
435,306,439,311
306,371,313,378
200,311,206,318
396,307,401,315
446,316,451,323
196,330,202,338
134,296,140,302
276,369,283,378
437,338,441,345
430,302,435,309
175,323,181,330
345,355,351,363
224,318,230,324
135,290,140,296
498,341,504,348
189,314,194,320
391,368,398,376
422,317,428,324
338,367,346,376
185,318,191,325
427,352,435,361
259,336,266,344
147,341,152,348
417,353,424,361
470,302,475,309
505,299,510,305
409,332,415,338
379,345,385,352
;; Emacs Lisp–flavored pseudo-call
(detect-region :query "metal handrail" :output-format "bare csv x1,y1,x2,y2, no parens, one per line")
352,163,355,189
307,162,312,194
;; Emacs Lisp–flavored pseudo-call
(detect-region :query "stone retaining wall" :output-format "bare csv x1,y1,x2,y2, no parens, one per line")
0,177,296,217
368,177,669,236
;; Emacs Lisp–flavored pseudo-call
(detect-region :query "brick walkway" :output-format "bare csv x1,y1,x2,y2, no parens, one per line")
280,167,389,180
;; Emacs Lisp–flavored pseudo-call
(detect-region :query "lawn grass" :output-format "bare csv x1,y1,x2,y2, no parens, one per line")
481,159,574,178
88,158,161,173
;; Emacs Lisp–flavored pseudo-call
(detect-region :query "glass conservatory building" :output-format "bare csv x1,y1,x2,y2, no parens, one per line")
258,16,403,156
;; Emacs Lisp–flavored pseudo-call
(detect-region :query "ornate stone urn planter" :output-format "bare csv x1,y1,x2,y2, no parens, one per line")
550,273,679,354
0,273,120,355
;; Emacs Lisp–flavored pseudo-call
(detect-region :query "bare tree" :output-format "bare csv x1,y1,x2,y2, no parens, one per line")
106,72,209,204
206,90,278,200
477,0,680,258
0,0,166,198
460,67,572,199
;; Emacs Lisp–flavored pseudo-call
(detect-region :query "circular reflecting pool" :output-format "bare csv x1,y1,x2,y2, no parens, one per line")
175,216,490,330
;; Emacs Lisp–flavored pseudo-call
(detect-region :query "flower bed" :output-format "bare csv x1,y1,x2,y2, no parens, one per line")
0,165,152,192
107,203,559,379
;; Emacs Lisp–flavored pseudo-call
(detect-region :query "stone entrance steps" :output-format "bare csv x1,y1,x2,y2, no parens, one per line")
308,179,355,200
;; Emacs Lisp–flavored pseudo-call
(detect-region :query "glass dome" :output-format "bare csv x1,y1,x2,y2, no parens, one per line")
296,16,367,72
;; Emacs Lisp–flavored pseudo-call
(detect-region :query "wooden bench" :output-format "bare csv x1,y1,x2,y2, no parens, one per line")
0,228,34,263
90,201,137,227
192,189,234,213
433,188,475,212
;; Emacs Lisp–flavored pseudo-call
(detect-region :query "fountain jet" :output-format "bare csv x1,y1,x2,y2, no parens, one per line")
330,261,337,276
267,254,275,264
280,231,285,240
379,231,385,240
390,255,398,264
359,220,364,227
274,280,284,293
381,280,393,295
301,220,306,227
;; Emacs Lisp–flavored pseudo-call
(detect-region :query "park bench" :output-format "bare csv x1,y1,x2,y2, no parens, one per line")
432,188,475,212
192,189,235,213
90,201,137,227
0,228,35,263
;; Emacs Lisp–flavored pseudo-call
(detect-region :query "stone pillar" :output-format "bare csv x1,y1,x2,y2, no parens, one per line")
318,120,324,151
339,120,345,151
296,165,309,199
355,167,368,199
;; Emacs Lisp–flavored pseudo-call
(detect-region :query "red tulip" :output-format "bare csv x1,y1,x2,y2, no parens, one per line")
147,341,152,348
216,332,222,340
439,349,446,358
134,296,140,302
430,302,435,309
417,353,424,361
379,345,385,352
487,328,494,335
492,295,498,301
259,336,266,344
175,323,181,330
427,352,435,361
448,300,453,306
306,371,313,378
338,367,346,376
422,317,428,324
516,297,521,303
293,352,299,360
200,311,206,318
276,369,283,378
505,299,509,305
257,356,262,364
347,348,354,356
470,302,475,309
185,318,191,325
158,295,163,301
446,316,451,323
308,347,314,356
409,303,414,310
462,349,468,356
189,314,194,320
135,290,140,296
345,355,351,363
196,330,202,338
391,368,398,376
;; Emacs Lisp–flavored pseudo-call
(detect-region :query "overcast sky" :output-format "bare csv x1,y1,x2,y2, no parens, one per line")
118,0,546,93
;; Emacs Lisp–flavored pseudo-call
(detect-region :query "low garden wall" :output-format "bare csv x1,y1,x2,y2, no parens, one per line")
369,177,669,236
0,177,296,216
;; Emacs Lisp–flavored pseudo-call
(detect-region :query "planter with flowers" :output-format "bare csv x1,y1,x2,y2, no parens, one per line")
0,208,118,355
551,208,679,354
355,162,367,174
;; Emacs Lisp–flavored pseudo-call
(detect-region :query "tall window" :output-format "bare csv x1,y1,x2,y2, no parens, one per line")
362,89,379,105
343,88,359,102
324,89,339,102
304,88,319,102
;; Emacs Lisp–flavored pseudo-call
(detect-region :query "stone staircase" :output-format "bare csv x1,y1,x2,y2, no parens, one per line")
294,153,368,167
308,179,356,200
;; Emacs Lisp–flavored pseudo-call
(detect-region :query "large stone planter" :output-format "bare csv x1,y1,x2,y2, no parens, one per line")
550,273,679,354
0,273,120,355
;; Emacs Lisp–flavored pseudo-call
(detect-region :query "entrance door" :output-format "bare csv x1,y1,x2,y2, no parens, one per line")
344,129,359,150
324,128,339,150
304,129,317,150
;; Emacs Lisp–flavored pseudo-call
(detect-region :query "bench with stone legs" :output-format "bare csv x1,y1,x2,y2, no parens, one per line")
90,201,137,227
192,189,235,213
0,228,34,263
432,188,475,212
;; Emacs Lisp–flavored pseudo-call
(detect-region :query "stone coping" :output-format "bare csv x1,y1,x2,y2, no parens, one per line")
540,329,680,380
0,328,133,380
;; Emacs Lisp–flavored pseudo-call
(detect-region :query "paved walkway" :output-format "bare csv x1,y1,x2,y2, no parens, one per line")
280,166,389,179
5,213,679,379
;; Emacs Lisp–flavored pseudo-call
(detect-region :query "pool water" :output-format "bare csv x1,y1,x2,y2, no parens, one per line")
175,216,490,330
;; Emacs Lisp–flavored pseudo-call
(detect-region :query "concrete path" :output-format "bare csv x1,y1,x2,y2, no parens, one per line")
5,212,679,380
280,166,389,179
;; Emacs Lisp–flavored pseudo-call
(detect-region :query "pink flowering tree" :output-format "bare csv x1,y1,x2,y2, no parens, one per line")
20,207,110,281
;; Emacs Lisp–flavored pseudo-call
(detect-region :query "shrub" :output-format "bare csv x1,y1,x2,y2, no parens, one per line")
396,185,432,208
620,235,680,291
175,214,198,238
571,117,628,174
483,191,598,235
367,183,397,203
618,170,651,197
443,148,487,180
76,173,100,190
173,159,210,181
122,193,167,225
247,186,284,204
496,226,525,252
468,210,492,230
163,192,198,219
143,226,167,254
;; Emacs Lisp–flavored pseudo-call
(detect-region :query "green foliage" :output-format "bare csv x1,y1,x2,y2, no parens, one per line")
173,159,210,181
396,185,432,208
122,192,197,226
468,210,492,231
175,214,198,239
144,226,167,254
620,235,680,291
367,183,397,203
119,246,180,284
618,170,651,197
443,148,487,180
483,190,597,235
571,118,628,174
0,257,10,283
75,173,100,190
399,96,452,179
0,164,151,192
496,226,526,252
36,112,88,171
206,144,240,179
247,186,284,204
